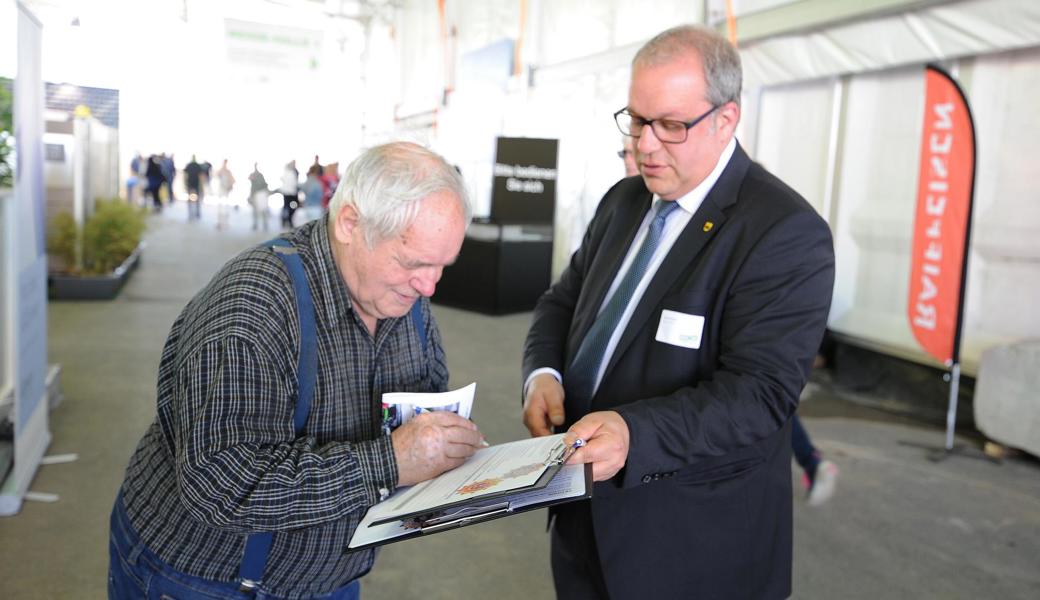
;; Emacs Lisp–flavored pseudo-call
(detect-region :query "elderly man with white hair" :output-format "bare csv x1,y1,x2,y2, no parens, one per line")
109,142,484,600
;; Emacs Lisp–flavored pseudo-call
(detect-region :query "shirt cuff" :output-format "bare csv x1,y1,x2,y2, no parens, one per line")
354,435,398,504
524,367,562,398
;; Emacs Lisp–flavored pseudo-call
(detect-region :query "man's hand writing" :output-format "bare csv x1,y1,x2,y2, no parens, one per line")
564,411,630,481
523,373,566,437
392,411,483,487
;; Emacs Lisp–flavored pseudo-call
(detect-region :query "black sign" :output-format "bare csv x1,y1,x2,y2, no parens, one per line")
490,137,558,225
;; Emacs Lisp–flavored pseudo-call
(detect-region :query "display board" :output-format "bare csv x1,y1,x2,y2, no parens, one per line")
0,1,50,517
490,137,558,225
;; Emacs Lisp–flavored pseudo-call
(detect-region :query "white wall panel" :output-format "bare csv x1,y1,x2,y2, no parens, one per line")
436,84,506,218
754,79,835,218
829,68,924,357
525,62,631,276
535,0,614,65
360,22,402,145
397,0,443,117
611,0,704,48
961,45,1040,367
448,0,521,55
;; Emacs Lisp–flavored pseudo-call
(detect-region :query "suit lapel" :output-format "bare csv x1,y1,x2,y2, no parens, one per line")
602,145,752,379
570,190,653,356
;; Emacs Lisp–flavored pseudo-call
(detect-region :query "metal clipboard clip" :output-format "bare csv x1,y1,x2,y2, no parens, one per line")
545,438,585,467
420,501,513,533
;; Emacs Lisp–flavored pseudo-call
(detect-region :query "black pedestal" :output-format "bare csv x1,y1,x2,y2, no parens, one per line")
433,223,553,314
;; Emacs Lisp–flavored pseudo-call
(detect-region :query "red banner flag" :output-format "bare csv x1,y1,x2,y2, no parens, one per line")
908,66,976,366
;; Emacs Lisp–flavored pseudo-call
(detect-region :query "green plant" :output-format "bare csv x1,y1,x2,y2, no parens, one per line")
0,78,13,188
46,199,147,275
82,199,147,274
46,211,80,272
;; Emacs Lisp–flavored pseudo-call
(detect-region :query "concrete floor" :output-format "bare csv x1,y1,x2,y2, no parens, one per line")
1,202,1038,599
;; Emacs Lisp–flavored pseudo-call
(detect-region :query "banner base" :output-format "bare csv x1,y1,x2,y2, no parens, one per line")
896,440,999,464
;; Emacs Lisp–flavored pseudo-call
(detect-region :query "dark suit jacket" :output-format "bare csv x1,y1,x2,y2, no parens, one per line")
523,143,835,599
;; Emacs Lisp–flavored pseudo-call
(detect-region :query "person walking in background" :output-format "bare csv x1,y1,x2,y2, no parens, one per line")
161,153,176,204
201,159,212,196
321,162,339,211
127,152,144,206
145,154,165,212
792,414,839,506
248,163,270,232
213,159,235,230
280,159,300,229
522,25,834,599
308,154,324,179
183,155,204,221
301,164,325,223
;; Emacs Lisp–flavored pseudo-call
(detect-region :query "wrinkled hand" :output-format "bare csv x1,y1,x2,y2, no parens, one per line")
392,411,484,487
523,374,566,437
564,411,630,482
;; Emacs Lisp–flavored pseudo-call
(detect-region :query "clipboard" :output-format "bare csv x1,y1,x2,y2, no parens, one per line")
348,435,593,550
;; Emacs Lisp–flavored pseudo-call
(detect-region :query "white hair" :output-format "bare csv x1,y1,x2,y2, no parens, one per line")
329,142,471,247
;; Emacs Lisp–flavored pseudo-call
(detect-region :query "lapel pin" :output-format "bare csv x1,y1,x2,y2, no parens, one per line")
703,221,714,233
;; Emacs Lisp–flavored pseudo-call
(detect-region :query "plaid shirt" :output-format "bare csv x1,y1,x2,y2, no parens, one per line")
120,217,448,598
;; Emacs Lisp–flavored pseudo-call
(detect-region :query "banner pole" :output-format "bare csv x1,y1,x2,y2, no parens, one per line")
941,63,976,457
944,362,961,451
944,61,973,453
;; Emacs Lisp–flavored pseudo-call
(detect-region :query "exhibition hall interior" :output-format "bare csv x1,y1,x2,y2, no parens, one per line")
1,0,1038,598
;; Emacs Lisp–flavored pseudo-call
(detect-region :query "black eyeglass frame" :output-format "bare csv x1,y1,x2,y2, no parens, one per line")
614,104,719,144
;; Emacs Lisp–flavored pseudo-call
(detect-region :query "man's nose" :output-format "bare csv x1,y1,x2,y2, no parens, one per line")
412,267,442,297
637,124,662,153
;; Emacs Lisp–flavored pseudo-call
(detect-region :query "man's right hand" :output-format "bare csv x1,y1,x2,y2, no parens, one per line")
523,373,566,437
392,411,483,487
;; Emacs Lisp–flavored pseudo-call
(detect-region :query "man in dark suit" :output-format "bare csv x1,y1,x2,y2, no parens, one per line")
522,25,834,599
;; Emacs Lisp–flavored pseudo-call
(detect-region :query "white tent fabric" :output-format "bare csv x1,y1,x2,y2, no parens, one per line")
381,0,1040,374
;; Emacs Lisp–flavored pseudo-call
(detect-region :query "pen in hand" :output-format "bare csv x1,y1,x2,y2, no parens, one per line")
562,438,585,463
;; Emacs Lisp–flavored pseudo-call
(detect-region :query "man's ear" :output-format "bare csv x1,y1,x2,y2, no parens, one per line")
716,101,741,139
333,203,360,245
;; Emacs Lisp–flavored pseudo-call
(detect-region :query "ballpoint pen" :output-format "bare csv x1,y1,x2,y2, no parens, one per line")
562,437,585,463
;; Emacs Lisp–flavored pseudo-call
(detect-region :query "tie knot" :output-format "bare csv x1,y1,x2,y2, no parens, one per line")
653,199,680,225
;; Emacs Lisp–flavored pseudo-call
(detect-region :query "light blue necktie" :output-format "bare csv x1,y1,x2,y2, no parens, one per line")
567,199,680,401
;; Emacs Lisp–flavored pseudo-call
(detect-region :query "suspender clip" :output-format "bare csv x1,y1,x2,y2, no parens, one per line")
239,578,261,593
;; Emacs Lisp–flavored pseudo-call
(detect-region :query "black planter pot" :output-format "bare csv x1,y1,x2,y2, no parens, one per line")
48,242,144,300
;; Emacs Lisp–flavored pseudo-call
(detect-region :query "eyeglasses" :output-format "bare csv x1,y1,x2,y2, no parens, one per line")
614,105,719,144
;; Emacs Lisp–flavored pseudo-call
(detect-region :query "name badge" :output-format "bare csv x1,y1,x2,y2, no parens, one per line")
655,309,704,349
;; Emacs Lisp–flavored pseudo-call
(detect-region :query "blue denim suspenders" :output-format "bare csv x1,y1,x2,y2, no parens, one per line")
238,238,426,593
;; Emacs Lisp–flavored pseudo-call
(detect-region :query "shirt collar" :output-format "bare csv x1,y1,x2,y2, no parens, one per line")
660,137,737,214
308,214,353,326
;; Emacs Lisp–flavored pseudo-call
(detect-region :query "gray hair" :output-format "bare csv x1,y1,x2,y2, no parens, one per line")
329,142,471,247
633,25,742,108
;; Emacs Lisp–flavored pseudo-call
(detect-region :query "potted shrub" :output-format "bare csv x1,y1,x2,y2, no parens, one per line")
47,199,147,299
0,78,12,189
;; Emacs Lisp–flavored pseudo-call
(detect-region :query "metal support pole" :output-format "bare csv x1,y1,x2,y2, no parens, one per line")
944,362,961,451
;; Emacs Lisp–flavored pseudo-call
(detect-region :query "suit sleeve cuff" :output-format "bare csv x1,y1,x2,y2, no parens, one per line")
613,404,653,489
